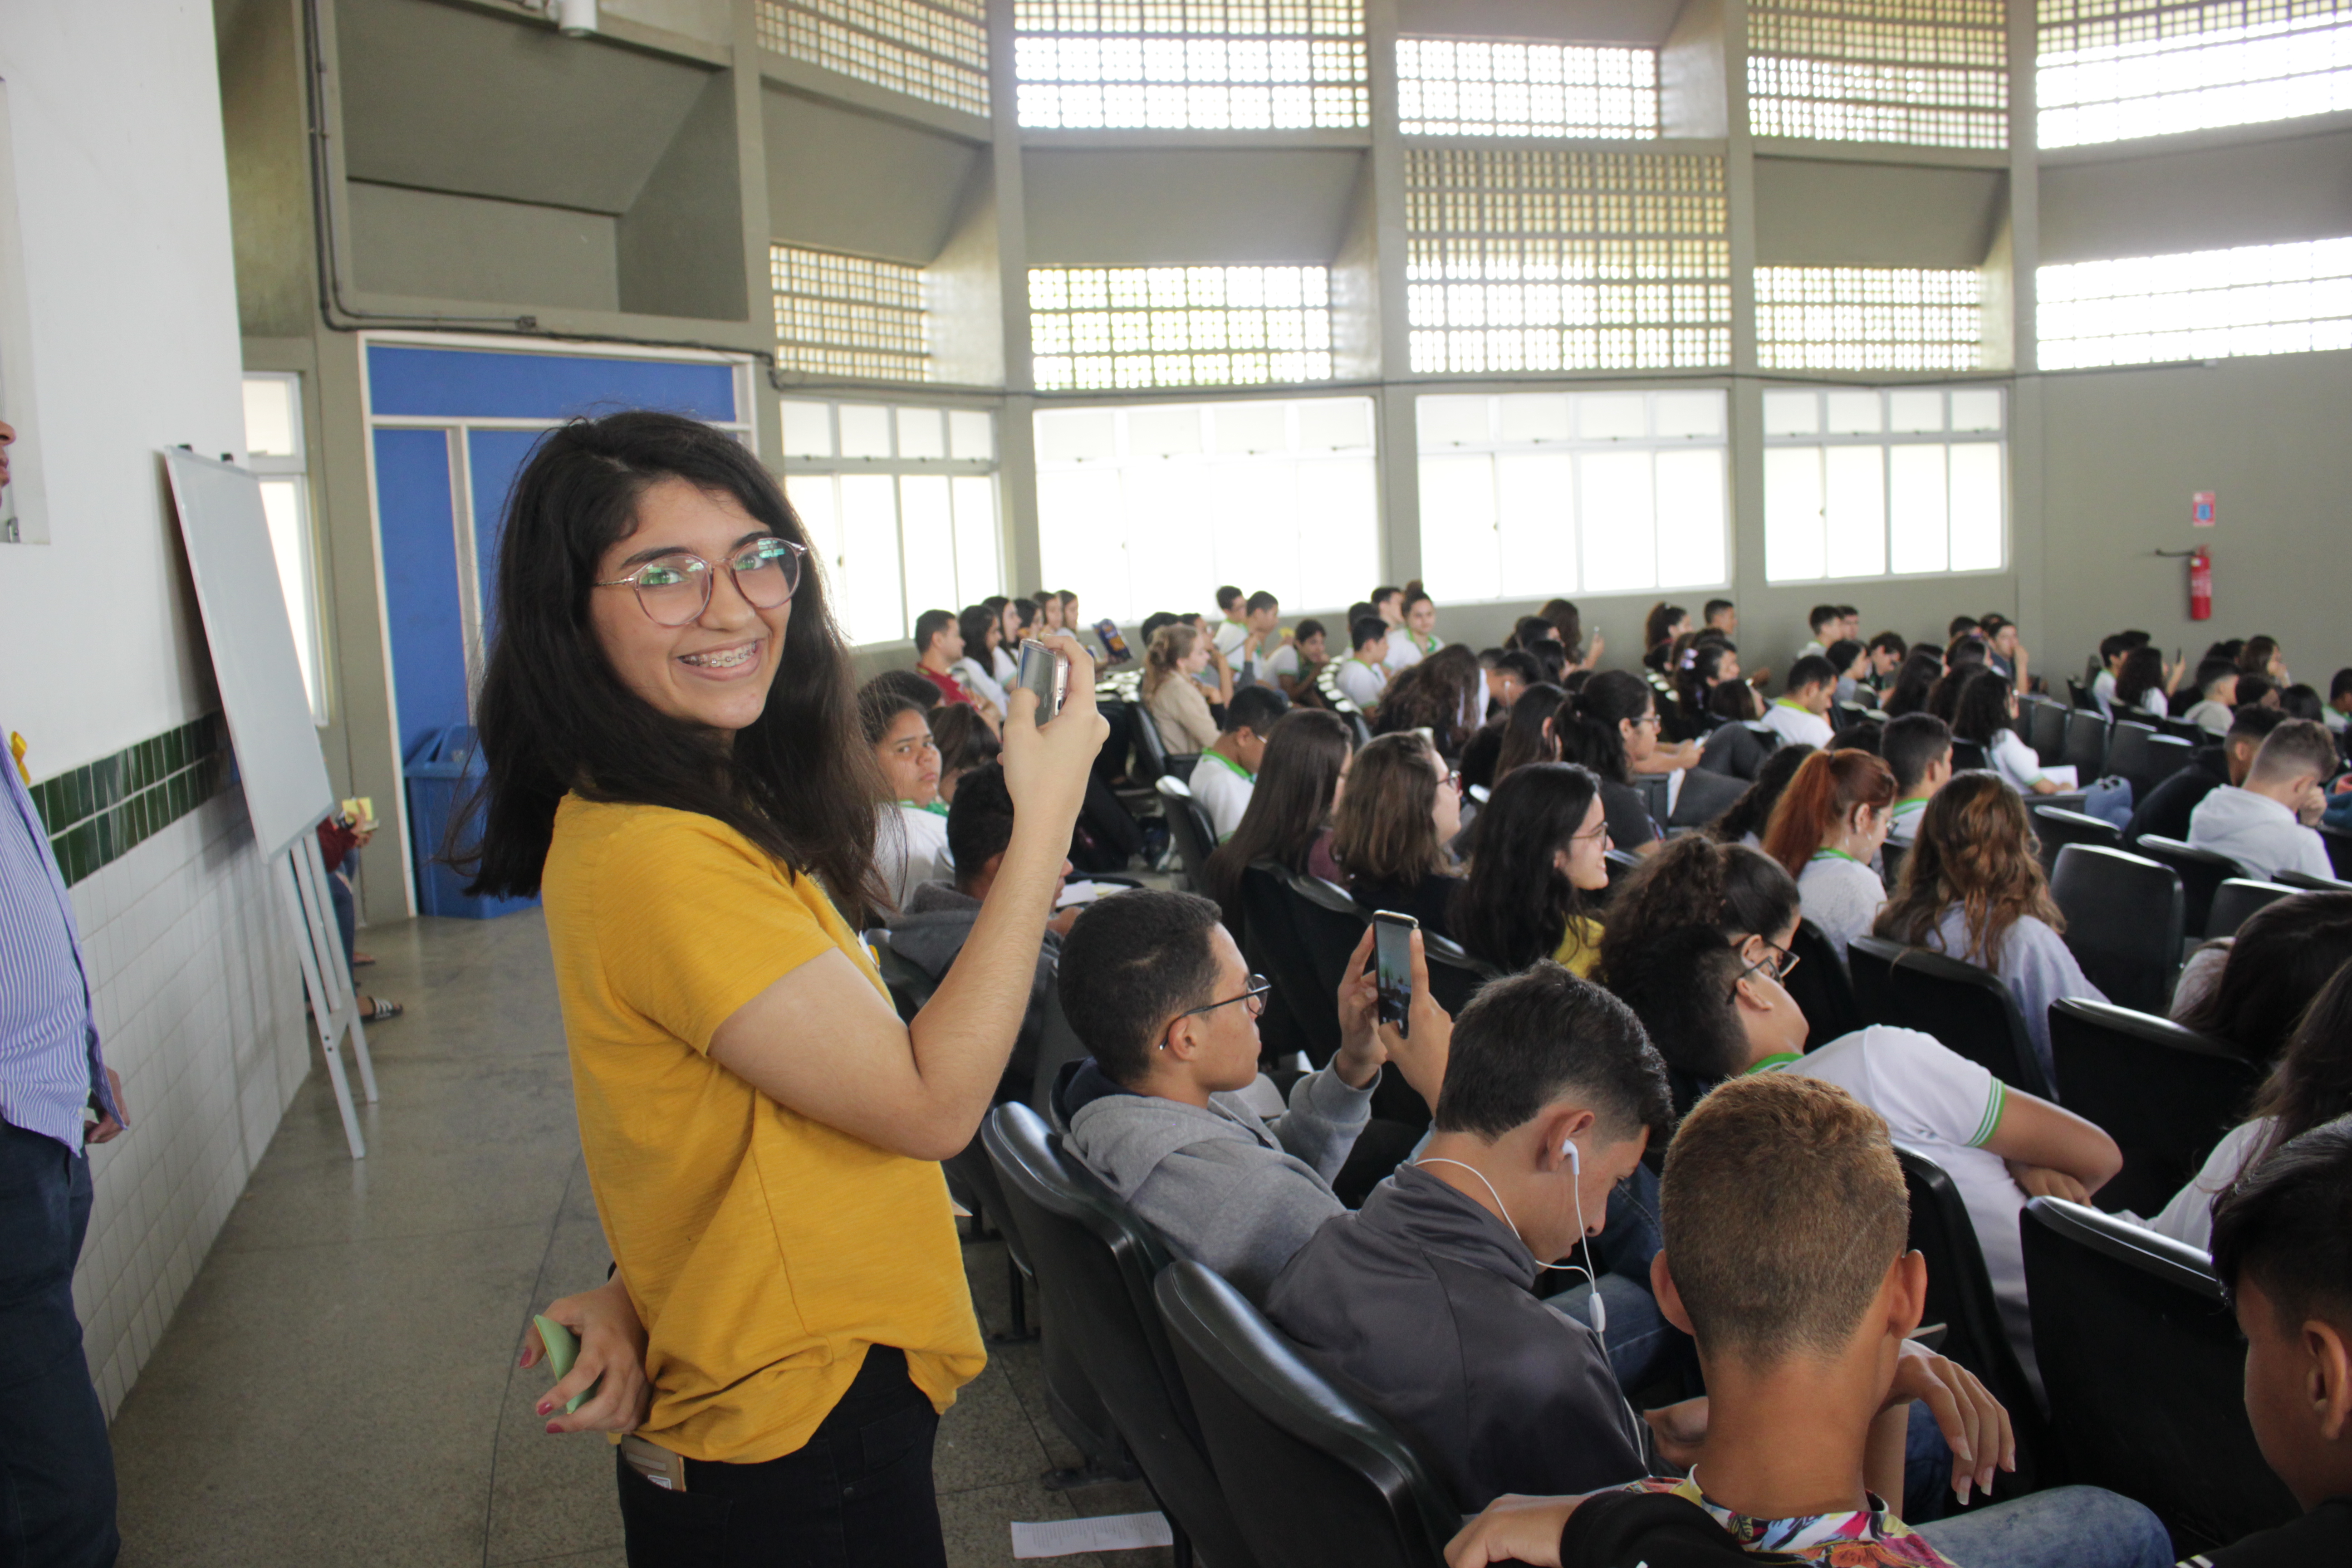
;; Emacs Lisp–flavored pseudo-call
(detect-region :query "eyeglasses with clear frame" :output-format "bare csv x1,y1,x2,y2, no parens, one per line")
594,537,808,627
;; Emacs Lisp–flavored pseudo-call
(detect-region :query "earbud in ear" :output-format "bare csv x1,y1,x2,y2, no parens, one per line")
1563,1139,1580,1174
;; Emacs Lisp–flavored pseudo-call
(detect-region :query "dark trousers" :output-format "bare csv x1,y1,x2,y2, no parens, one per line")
0,1119,118,1568
616,1346,945,1568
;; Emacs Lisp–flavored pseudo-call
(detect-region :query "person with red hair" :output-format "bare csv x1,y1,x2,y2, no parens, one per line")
1761,749,1896,968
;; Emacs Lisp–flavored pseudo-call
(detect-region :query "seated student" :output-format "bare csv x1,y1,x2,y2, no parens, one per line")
951,603,1010,715
886,763,1072,1100
1484,647,1544,717
2189,719,2337,881
1266,964,1677,1510
1707,744,1819,850
1863,629,1906,686
2173,891,2352,1057
1057,889,1445,1302
1263,615,1326,701
1697,681,1776,780
1334,732,1464,936
1492,682,1568,783
1797,604,1841,662
1925,639,1989,726
1388,581,1444,671
927,701,999,805
1953,667,2076,796
1825,638,1869,708
1762,657,1838,749
2198,1116,2352,1564
1761,749,1896,965
1676,640,1742,735
1880,647,1944,720
1451,762,1612,978
1882,714,1953,848
2112,644,2172,719
988,594,1023,681
1335,615,1392,710
2184,657,2244,736
1375,646,1486,760
1232,590,1285,685
2237,671,2279,711
1200,707,1352,927
1608,927,2122,1398
2152,952,2352,1249
2239,633,2290,686
1142,622,1229,755
2126,703,2285,847
861,679,954,911
2281,682,2328,724
1211,583,1250,659
2328,667,2352,734
1874,772,2105,1084
1190,684,1287,843
1948,613,1981,642
1704,598,1737,637
1558,671,1671,855
2089,630,2142,716
912,608,1001,733
1980,613,2029,689
1445,1074,2171,1568
1642,602,1692,676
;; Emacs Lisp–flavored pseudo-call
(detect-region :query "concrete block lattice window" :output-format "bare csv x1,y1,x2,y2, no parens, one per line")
241,372,328,725
1763,386,2006,583
1395,38,1659,137
772,245,931,383
756,0,990,118
1754,266,1985,371
1028,266,1333,390
1416,390,1730,604
2038,237,2352,368
1404,149,1730,374
2038,0,2352,147
1748,0,2009,148
1014,0,1368,129
779,401,1000,647
1033,396,1377,624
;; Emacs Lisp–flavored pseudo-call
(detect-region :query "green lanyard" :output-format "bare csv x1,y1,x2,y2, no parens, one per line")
1810,847,1864,866
1744,1053,1804,1075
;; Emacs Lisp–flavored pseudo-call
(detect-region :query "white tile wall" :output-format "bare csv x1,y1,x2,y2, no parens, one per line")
62,786,310,1417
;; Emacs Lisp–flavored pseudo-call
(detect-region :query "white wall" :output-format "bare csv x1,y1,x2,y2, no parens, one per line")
0,0,309,1418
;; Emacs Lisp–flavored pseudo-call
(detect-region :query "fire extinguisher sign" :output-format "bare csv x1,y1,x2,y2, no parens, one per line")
2192,491,2216,526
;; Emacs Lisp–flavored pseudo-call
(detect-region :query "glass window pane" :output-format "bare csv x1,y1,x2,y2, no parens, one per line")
1654,448,1726,589
1888,445,1950,573
1652,391,1725,439
1209,459,1301,608
1038,466,1132,623
1826,390,1882,434
780,401,835,458
1580,450,1656,592
1948,442,2004,571
1125,459,1216,618
1036,408,1119,462
952,476,1000,604
794,475,845,607
1213,401,1289,454
1127,406,1205,458
1298,397,1373,451
840,404,894,458
899,475,957,620
1496,453,1579,595
1764,446,1826,582
895,407,946,460
1888,389,1946,433
1296,458,1380,613
837,473,906,643
949,409,995,460
1417,395,1492,446
244,376,300,460
1417,454,1501,603
257,477,324,722
1949,388,2003,432
1577,393,1648,440
1824,445,1887,578
1764,389,1820,436
1496,393,1573,443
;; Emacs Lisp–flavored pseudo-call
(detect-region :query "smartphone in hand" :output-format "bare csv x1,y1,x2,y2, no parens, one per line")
1017,638,1068,722
1094,618,1134,666
1373,911,1417,1036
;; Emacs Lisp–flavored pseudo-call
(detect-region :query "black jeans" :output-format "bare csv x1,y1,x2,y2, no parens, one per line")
0,1119,118,1568
616,1346,945,1568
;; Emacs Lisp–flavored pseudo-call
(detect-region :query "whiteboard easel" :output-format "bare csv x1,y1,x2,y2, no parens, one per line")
165,449,380,1157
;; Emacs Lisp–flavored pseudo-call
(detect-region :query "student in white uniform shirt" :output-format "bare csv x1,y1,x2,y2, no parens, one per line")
949,605,1010,715
1210,585,1251,661
2189,719,2338,882
1187,686,1287,843
1760,749,1894,965
1605,916,2122,1395
1385,583,1443,671
1759,655,1837,749
2326,668,2352,733
861,682,955,911
2110,645,2175,720
1334,616,1392,711
1793,603,1842,664
1231,591,1287,686
1881,714,1953,848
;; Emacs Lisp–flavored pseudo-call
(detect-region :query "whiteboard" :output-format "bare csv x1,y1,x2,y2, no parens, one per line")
166,449,335,861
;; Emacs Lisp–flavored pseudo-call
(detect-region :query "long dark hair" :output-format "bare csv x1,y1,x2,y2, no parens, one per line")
1882,649,1943,718
2178,892,2352,1065
1678,640,1734,721
1450,762,1602,971
2114,646,2165,710
1373,645,1482,756
1950,668,2019,746
1558,669,1652,785
2243,956,2352,1165
1537,598,1582,656
1495,681,1568,780
1202,708,1352,926
1596,835,1801,986
463,412,877,909
1708,742,1817,844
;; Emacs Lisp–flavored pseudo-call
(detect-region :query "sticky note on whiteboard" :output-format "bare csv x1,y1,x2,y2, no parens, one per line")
2192,491,2216,526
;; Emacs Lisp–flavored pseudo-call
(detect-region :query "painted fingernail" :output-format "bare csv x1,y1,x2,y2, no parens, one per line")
545,1421,562,1435
535,1401,551,1416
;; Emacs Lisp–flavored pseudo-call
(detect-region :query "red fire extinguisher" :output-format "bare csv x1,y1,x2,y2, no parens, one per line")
2189,547,2213,622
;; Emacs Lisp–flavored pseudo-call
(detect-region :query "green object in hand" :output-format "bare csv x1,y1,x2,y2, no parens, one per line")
534,1314,595,1415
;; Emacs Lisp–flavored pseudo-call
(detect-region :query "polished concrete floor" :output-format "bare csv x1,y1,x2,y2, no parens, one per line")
106,910,1171,1568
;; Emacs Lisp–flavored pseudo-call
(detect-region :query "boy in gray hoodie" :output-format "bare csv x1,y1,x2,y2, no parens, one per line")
1057,890,1449,1302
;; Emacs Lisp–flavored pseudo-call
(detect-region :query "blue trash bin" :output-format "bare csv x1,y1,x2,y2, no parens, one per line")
404,725,538,919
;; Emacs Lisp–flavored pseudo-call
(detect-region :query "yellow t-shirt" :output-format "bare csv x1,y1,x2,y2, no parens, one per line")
1554,915,1604,978
541,794,985,1463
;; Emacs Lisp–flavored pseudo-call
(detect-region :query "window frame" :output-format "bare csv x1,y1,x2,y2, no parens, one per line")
243,370,331,726
1760,385,2009,586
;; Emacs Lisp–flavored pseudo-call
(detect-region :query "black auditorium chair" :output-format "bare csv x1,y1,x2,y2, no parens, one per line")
1279,867,1374,1052
2048,998,2258,1216
1847,936,2052,1098
1031,984,1093,1130
2023,1199,2301,1557
2024,696,2069,765
2321,823,2352,880
2029,804,2121,874
1879,840,1907,888
1949,739,1988,771
1154,775,1218,892
2047,844,2182,1015
1131,702,1198,785
2063,708,2109,779
1240,862,1340,1067
1896,1150,2045,1493
2275,867,2352,892
2066,676,2097,712
1784,918,1863,1049
2138,733,2198,794
2156,716,2206,745
1421,932,1500,1017
1155,1260,1457,1568
2205,877,2296,939
984,1104,1259,1568
2102,721,2158,796
2130,835,2244,938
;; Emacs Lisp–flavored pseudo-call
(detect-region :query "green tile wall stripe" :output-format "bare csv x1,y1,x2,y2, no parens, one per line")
31,713,230,886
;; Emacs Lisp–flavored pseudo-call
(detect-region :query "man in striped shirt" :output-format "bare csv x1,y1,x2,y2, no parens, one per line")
3,729,128,1567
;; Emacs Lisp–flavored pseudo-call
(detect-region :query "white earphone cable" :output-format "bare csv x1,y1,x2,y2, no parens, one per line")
1417,1145,1606,1338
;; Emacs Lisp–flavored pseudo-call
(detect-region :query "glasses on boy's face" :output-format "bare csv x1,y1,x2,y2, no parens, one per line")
595,537,807,627
1737,938,1801,986
1158,974,1272,1048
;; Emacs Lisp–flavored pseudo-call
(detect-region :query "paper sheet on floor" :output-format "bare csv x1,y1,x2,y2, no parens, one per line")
1009,1511,1174,1558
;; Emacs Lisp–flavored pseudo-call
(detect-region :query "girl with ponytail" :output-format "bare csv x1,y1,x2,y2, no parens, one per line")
1555,670,1666,855
1760,749,1896,965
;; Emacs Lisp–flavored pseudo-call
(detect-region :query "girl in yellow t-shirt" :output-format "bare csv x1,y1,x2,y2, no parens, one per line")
1449,762,1612,977
468,412,1105,1567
